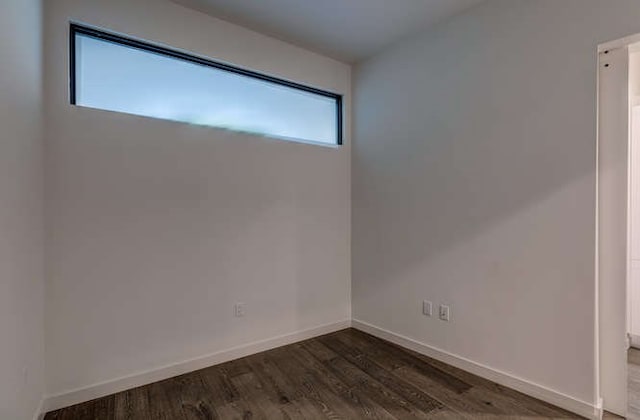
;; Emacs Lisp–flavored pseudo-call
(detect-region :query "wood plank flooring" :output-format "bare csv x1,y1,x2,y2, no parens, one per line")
44,328,582,419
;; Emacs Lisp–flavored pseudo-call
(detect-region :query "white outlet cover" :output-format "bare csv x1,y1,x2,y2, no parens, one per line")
422,300,432,316
439,304,450,322
234,303,246,317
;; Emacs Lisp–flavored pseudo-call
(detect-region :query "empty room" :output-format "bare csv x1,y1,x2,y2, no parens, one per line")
4,0,640,419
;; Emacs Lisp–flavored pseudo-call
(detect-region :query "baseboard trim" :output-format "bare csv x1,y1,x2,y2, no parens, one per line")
32,396,46,420
43,319,351,413
351,319,600,420
595,398,604,420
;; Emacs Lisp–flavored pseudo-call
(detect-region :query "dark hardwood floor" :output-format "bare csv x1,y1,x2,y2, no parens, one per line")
45,328,581,419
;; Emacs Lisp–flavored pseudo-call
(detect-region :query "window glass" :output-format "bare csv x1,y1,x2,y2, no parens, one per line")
73,28,341,146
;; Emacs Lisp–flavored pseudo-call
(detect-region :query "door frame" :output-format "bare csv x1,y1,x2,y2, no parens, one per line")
597,34,640,417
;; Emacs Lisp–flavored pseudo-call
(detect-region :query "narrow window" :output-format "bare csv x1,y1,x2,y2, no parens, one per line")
70,24,343,146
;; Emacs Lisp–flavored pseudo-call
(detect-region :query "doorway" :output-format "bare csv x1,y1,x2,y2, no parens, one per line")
598,37,640,419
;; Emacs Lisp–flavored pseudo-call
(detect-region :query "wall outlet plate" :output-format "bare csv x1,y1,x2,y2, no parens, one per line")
234,302,246,317
439,304,450,322
422,300,433,317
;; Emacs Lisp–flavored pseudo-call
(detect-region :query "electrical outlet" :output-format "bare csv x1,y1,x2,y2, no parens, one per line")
234,302,246,317
422,300,432,317
439,304,450,322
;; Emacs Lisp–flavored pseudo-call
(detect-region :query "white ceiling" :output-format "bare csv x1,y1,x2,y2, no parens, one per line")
172,0,485,63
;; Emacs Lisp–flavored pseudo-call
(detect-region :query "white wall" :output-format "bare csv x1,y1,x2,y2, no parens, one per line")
0,0,46,419
44,0,351,396
353,0,640,409
629,51,640,342
630,105,640,341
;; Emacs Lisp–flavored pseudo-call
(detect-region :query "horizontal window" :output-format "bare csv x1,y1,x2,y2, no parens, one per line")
70,24,343,146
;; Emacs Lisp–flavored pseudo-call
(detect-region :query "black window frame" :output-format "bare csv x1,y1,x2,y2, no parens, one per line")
69,23,344,146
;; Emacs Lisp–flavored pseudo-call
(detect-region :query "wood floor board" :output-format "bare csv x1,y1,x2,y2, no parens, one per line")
369,334,578,419
318,334,444,415
204,365,263,419
244,352,302,406
304,342,426,419
90,395,116,420
44,328,588,419
393,365,507,419
423,408,468,420
171,373,219,420
330,334,484,419
340,329,471,395
268,344,373,419
146,379,186,420
230,372,286,419
287,343,397,420
200,366,242,406
113,386,151,419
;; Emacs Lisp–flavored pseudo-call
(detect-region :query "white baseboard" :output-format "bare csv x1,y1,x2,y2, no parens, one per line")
42,319,351,414
595,397,604,420
32,396,46,420
351,319,600,420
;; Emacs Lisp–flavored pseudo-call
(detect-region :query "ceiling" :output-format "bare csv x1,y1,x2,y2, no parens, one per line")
172,0,485,63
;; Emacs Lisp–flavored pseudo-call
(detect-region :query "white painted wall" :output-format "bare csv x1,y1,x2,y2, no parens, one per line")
0,0,46,419
353,0,640,409
629,51,640,343
630,51,640,108
43,0,351,396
